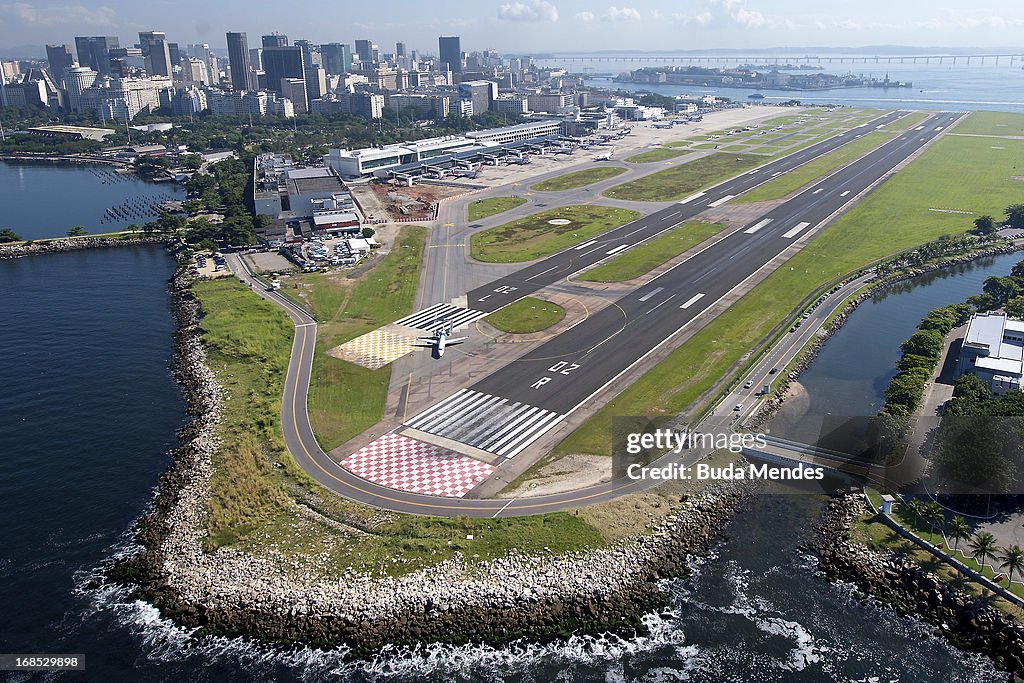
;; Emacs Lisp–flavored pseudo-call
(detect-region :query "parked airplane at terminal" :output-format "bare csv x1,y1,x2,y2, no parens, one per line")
416,321,467,358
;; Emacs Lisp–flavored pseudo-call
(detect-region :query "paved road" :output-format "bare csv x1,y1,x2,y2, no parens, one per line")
226,110,960,516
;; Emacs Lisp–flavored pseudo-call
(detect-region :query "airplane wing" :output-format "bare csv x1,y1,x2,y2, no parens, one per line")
447,337,468,345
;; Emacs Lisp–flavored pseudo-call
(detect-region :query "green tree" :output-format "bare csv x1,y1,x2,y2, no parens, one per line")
1010,260,1024,280
982,276,1021,306
973,215,997,235
924,501,945,542
66,226,88,237
361,227,376,239
999,545,1024,586
968,531,998,572
900,329,945,359
966,293,996,312
906,498,926,529
1005,203,1024,229
948,515,971,556
952,373,991,404
884,370,930,412
1005,296,1024,319
0,228,22,243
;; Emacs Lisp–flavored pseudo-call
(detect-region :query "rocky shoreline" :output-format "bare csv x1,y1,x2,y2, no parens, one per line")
110,263,753,651
810,494,1024,678
0,235,172,259
752,240,1023,424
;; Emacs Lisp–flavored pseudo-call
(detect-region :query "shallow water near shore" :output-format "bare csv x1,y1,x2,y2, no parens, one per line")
0,247,1004,680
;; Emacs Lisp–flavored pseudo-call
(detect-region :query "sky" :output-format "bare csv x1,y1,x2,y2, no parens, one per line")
2,0,1023,56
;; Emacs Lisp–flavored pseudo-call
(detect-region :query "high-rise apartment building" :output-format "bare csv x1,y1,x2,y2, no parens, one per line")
226,32,255,91
280,77,308,114
45,44,74,85
139,31,173,77
438,36,461,74
74,36,119,76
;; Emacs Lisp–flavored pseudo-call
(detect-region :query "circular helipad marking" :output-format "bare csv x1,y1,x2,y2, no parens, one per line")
548,219,572,225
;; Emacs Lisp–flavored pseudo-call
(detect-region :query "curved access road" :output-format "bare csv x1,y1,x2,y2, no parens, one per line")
226,110,960,517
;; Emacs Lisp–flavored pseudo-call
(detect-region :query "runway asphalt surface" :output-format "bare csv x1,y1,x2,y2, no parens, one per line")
229,110,961,516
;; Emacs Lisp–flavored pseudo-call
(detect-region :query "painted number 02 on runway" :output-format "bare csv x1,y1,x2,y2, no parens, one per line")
478,285,518,302
531,361,580,389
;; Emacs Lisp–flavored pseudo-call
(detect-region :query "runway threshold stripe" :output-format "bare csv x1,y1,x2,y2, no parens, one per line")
744,219,773,234
637,287,664,302
707,195,735,208
680,293,705,309
782,222,812,239
605,244,629,255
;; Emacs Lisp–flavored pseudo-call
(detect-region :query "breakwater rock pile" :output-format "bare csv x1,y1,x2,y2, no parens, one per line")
0,235,171,259
810,494,1024,677
113,266,752,650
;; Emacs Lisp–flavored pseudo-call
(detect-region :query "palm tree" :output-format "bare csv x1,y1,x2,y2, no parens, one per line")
906,498,926,532
968,531,998,574
924,502,945,543
948,515,971,557
998,545,1024,587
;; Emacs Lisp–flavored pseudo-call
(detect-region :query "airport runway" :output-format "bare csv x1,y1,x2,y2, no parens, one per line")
228,110,961,516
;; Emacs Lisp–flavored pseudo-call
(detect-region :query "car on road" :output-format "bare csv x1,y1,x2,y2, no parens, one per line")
733,403,744,411
769,367,778,374
744,380,754,389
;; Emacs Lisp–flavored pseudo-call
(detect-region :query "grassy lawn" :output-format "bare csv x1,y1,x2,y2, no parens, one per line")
470,205,641,263
467,196,527,222
603,154,762,202
531,166,627,191
736,132,893,203
579,221,726,282
484,296,565,333
949,110,1024,136
192,278,309,549
554,113,1024,456
294,227,426,451
624,148,690,163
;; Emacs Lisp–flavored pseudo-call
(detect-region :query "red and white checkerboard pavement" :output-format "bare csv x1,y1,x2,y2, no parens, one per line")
340,433,495,498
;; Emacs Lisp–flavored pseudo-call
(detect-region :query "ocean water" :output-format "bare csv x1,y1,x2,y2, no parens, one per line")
0,160,184,240
538,57,1024,112
0,247,1002,681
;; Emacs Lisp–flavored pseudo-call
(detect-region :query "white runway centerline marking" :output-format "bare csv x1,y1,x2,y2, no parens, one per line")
677,192,706,205
781,222,811,239
605,244,629,255
680,293,705,309
525,265,559,281
813,188,824,194
840,190,851,197
744,218,773,234
574,240,597,250
638,287,664,302
707,195,735,208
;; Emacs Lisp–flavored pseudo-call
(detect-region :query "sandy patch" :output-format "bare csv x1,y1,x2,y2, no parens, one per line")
501,453,611,498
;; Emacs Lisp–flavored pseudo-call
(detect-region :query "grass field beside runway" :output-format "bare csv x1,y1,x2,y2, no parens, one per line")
484,296,566,333
624,148,690,163
531,166,627,191
579,222,727,282
298,226,426,452
554,113,1024,457
467,196,527,221
603,154,762,202
948,110,1024,136
471,205,641,263
736,131,894,203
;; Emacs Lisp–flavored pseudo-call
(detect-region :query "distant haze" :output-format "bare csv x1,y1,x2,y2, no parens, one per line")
1,0,1022,56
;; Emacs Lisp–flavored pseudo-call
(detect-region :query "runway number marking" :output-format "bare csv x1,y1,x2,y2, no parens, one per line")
531,377,551,389
531,362,580,389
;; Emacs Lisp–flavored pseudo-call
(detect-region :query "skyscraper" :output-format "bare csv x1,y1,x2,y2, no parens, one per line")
320,43,352,74
354,39,373,64
438,36,461,74
262,34,288,49
139,31,173,77
45,44,74,85
395,42,407,58
262,45,305,98
74,36,119,76
226,32,255,91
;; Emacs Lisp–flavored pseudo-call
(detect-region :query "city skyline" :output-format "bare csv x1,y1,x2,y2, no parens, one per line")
2,0,1023,57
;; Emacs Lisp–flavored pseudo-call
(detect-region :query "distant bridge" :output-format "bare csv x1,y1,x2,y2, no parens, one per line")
549,53,1024,66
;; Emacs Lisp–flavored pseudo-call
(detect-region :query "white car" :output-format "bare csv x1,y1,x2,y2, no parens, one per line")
733,403,744,412
744,380,754,389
